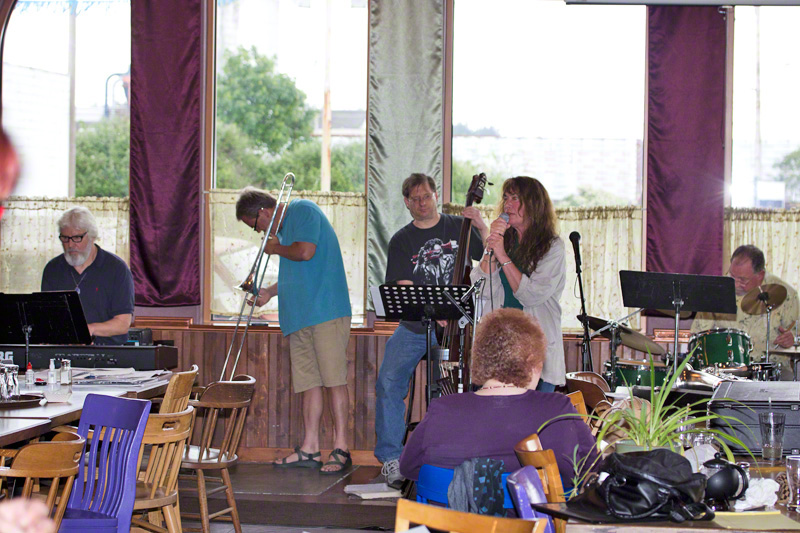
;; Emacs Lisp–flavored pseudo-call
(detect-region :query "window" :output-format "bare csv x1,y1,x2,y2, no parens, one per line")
452,1,646,207
731,7,800,207
210,0,368,322
2,1,131,198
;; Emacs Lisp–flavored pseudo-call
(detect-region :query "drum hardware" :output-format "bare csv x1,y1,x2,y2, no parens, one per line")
587,310,665,389
741,283,788,366
220,172,295,381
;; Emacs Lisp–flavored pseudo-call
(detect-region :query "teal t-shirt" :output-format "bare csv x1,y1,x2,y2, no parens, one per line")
276,199,351,336
499,268,523,310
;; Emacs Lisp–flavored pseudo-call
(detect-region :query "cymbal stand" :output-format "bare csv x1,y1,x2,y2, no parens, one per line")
589,308,643,389
758,291,773,363
671,283,685,378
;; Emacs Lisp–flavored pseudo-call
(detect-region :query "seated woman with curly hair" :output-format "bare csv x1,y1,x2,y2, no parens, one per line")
399,308,597,486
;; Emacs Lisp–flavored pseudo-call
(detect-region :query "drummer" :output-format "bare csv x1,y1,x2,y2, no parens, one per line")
691,245,799,380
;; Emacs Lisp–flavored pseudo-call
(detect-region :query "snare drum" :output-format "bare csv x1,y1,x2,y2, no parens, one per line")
605,359,669,388
688,328,752,368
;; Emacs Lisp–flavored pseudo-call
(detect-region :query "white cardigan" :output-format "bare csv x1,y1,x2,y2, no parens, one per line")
470,237,567,386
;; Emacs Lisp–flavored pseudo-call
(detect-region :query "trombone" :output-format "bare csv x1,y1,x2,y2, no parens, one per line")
220,172,295,381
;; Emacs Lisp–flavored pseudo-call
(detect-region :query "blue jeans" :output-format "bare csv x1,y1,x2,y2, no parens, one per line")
375,323,435,463
536,380,556,393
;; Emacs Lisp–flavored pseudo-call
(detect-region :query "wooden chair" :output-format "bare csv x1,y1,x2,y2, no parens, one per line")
566,371,610,392
154,364,198,414
131,406,194,533
0,432,85,530
514,433,566,533
565,375,609,412
565,390,589,419
395,498,546,533
179,374,255,533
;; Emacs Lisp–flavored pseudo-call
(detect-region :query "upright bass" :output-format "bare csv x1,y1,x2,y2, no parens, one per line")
435,173,487,394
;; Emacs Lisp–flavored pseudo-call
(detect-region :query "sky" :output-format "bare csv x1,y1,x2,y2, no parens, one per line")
3,0,800,205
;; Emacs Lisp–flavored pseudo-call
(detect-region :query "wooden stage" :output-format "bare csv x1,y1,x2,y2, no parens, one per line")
179,463,398,530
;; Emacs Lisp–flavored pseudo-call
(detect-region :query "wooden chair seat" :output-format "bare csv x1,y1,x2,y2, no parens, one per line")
181,445,237,468
133,483,175,509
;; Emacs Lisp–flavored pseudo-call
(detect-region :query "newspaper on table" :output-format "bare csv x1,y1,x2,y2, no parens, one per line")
70,368,170,387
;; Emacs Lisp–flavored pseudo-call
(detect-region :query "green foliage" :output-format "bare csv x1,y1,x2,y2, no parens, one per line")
775,147,800,194
75,115,130,197
216,46,316,155
451,159,504,207
215,121,271,190
556,186,631,208
255,140,364,192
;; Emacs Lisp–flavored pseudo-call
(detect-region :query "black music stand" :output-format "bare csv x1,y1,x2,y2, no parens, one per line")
0,291,91,367
619,271,736,376
378,284,473,406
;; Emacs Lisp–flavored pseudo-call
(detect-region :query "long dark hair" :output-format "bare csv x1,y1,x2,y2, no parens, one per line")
498,176,558,274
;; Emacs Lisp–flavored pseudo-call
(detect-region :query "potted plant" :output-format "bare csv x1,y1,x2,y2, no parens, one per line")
542,354,754,460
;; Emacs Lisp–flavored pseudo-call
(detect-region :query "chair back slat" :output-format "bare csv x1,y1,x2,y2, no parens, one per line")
135,406,193,518
63,394,151,533
159,365,198,414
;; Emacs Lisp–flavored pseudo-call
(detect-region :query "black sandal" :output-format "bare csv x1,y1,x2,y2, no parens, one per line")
274,446,322,469
321,448,352,475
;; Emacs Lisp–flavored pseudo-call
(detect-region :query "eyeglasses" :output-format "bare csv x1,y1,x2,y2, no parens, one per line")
726,269,757,286
58,232,88,244
408,193,434,205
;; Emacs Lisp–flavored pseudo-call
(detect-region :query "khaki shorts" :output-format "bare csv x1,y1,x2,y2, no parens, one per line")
288,316,351,393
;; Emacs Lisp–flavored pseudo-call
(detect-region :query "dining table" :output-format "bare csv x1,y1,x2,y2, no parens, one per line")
546,460,800,532
0,377,170,447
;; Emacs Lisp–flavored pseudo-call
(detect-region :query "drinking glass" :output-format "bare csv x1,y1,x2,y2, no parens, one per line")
760,412,786,463
786,456,800,511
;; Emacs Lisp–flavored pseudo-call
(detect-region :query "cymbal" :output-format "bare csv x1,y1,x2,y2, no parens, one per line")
741,284,787,315
584,315,666,356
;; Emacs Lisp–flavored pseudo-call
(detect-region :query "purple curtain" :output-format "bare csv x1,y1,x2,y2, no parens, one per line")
646,7,726,276
129,0,201,306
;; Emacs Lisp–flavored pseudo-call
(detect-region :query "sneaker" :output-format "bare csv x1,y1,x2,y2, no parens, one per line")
381,458,405,488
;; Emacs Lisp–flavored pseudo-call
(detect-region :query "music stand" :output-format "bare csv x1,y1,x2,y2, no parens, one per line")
0,291,92,367
378,284,473,406
619,271,737,376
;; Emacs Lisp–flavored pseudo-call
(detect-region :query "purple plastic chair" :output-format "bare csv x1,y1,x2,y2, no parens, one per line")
59,394,151,533
507,466,556,533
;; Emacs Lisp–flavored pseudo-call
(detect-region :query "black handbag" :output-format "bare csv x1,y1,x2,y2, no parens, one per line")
566,449,715,523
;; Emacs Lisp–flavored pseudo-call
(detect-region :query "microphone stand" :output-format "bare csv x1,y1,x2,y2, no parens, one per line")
575,251,593,372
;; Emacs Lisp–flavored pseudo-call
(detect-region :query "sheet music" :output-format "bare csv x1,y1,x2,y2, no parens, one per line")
370,286,385,317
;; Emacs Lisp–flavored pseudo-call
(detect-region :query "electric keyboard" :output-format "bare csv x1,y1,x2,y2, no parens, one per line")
0,344,178,370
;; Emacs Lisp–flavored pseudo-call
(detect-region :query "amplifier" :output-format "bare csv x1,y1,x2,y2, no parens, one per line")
0,344,178,371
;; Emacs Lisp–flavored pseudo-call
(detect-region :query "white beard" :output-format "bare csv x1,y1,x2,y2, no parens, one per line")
64,247,91,267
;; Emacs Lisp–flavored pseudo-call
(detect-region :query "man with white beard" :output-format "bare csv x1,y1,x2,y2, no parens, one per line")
41,206,135,345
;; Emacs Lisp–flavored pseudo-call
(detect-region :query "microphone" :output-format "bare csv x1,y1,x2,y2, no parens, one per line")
485,213,510,258
569,231,581,268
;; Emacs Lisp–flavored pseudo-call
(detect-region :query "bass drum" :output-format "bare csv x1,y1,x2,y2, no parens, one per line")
688,328,752,369
605,359,669,388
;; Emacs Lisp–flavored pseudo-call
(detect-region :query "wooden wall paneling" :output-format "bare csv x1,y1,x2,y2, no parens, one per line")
246,331,270,450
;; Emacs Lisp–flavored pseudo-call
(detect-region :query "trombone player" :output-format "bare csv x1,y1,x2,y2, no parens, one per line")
236,186,353,474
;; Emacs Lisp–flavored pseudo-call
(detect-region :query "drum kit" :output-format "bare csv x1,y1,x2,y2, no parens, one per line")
593,283,790,390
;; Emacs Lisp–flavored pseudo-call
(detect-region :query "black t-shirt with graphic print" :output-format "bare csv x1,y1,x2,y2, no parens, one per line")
384,213,483,334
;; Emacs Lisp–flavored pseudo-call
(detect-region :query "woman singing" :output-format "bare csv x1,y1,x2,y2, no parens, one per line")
470,176,566,392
